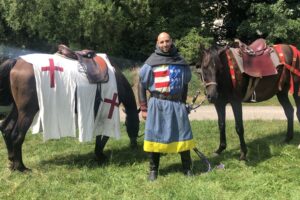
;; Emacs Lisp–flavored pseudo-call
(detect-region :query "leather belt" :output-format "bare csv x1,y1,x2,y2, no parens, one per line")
151,92,182,101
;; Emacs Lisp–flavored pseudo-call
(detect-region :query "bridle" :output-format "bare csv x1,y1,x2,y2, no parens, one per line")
199,68,218,90
204,81,217,87
198,54,218,89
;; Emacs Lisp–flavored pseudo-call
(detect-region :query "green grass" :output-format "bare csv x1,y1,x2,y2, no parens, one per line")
1,121,300,199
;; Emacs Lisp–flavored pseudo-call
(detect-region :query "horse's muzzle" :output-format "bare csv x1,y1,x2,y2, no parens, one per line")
206,85,218,103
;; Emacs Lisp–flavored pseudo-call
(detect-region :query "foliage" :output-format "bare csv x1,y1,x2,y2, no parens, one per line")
237,0,300,46
0,0,299,61
1,121,300,199
176,28,213,64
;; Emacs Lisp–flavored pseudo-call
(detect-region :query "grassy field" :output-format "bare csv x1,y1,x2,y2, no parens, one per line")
1,120,300,200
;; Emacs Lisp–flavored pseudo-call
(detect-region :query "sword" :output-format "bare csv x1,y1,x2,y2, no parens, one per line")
187,90,212,172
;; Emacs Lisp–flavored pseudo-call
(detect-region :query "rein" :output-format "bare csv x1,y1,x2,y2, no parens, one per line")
186,90,207,112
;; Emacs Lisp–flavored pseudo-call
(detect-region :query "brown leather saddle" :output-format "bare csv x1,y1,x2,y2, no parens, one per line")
235,38,277,77
57,44,109,83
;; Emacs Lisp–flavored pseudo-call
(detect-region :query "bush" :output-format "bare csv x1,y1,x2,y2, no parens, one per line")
176,28,213,64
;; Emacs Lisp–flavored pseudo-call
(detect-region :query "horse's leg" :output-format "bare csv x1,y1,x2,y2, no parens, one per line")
277,91,294,142
10,108,37,171
0,104,18,168
92,86,110,163
9,59,38,171
230,100,247,160
95,135,109,163
214,101,227,155
292,82,300,123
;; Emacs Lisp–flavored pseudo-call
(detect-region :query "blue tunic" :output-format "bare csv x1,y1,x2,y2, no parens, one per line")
139,64,195,153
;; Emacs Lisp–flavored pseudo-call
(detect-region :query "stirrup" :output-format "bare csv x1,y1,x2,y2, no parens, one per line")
250,91,257,102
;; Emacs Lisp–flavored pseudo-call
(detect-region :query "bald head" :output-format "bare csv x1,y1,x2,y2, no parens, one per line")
157,32,172,53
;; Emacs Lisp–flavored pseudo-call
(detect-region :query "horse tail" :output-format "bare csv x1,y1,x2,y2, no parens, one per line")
0,58,17,105
114,67,140,140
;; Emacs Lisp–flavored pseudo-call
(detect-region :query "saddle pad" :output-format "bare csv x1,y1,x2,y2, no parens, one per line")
22,53,121,142
229,48,280,77
92,53,121,139
21,54,78,140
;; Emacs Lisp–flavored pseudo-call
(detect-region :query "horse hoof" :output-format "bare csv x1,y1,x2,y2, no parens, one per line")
10,165,31,172
95,152,108,164
284,137,293,143
8,162,14,170
19,167,32,173
214,148,225,156
130,140,138,149
239,154,247,161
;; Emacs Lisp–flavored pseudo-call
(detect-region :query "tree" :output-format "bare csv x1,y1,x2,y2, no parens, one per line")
176,28,213,64
233,0,300,46
0,0,299,61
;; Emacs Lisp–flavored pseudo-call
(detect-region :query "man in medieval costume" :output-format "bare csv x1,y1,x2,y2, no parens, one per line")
138,32,195,181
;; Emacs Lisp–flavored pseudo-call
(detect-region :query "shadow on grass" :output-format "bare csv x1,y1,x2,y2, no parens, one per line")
245,130,300,166
38,141,148,169
36,130,300,173
204,130,300,168
159,156,214,176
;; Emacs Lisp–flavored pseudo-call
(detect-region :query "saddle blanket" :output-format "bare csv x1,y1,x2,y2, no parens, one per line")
21,53,121,142
229,47,281,77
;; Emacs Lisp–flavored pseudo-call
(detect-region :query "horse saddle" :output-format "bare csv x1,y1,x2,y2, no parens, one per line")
235,38,277,77
57,44,109,83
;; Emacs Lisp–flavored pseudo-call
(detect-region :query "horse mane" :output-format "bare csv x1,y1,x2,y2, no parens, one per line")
207,45,226,56
201,45,225,69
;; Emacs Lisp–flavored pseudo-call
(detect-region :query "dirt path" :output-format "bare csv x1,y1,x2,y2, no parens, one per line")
120,105,297,121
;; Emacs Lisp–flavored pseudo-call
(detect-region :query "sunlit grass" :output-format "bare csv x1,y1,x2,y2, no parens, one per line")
1,121,300,199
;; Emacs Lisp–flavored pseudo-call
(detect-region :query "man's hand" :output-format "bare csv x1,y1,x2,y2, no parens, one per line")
139,101,147,120
141,111,147,120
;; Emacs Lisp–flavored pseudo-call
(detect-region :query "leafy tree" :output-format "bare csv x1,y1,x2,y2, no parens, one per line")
176,28,213,64
0,0,299,61
233,0,300,46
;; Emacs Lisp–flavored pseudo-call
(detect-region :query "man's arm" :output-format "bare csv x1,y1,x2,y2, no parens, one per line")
182,84,188,104
138,80,148,119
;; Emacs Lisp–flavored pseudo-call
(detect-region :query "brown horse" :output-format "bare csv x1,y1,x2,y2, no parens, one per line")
0,56,140,171
196,42,300,160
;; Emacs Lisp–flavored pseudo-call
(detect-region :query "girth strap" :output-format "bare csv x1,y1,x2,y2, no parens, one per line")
273,44,300,94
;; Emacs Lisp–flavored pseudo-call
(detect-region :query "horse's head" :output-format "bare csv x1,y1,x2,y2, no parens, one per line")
196,46,227,103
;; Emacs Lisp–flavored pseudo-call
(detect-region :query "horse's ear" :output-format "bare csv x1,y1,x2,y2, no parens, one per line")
196,49,206,68
217,45,228,55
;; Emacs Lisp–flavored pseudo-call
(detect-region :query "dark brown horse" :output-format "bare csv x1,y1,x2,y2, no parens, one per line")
0,56,139,171
196,42,300,160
